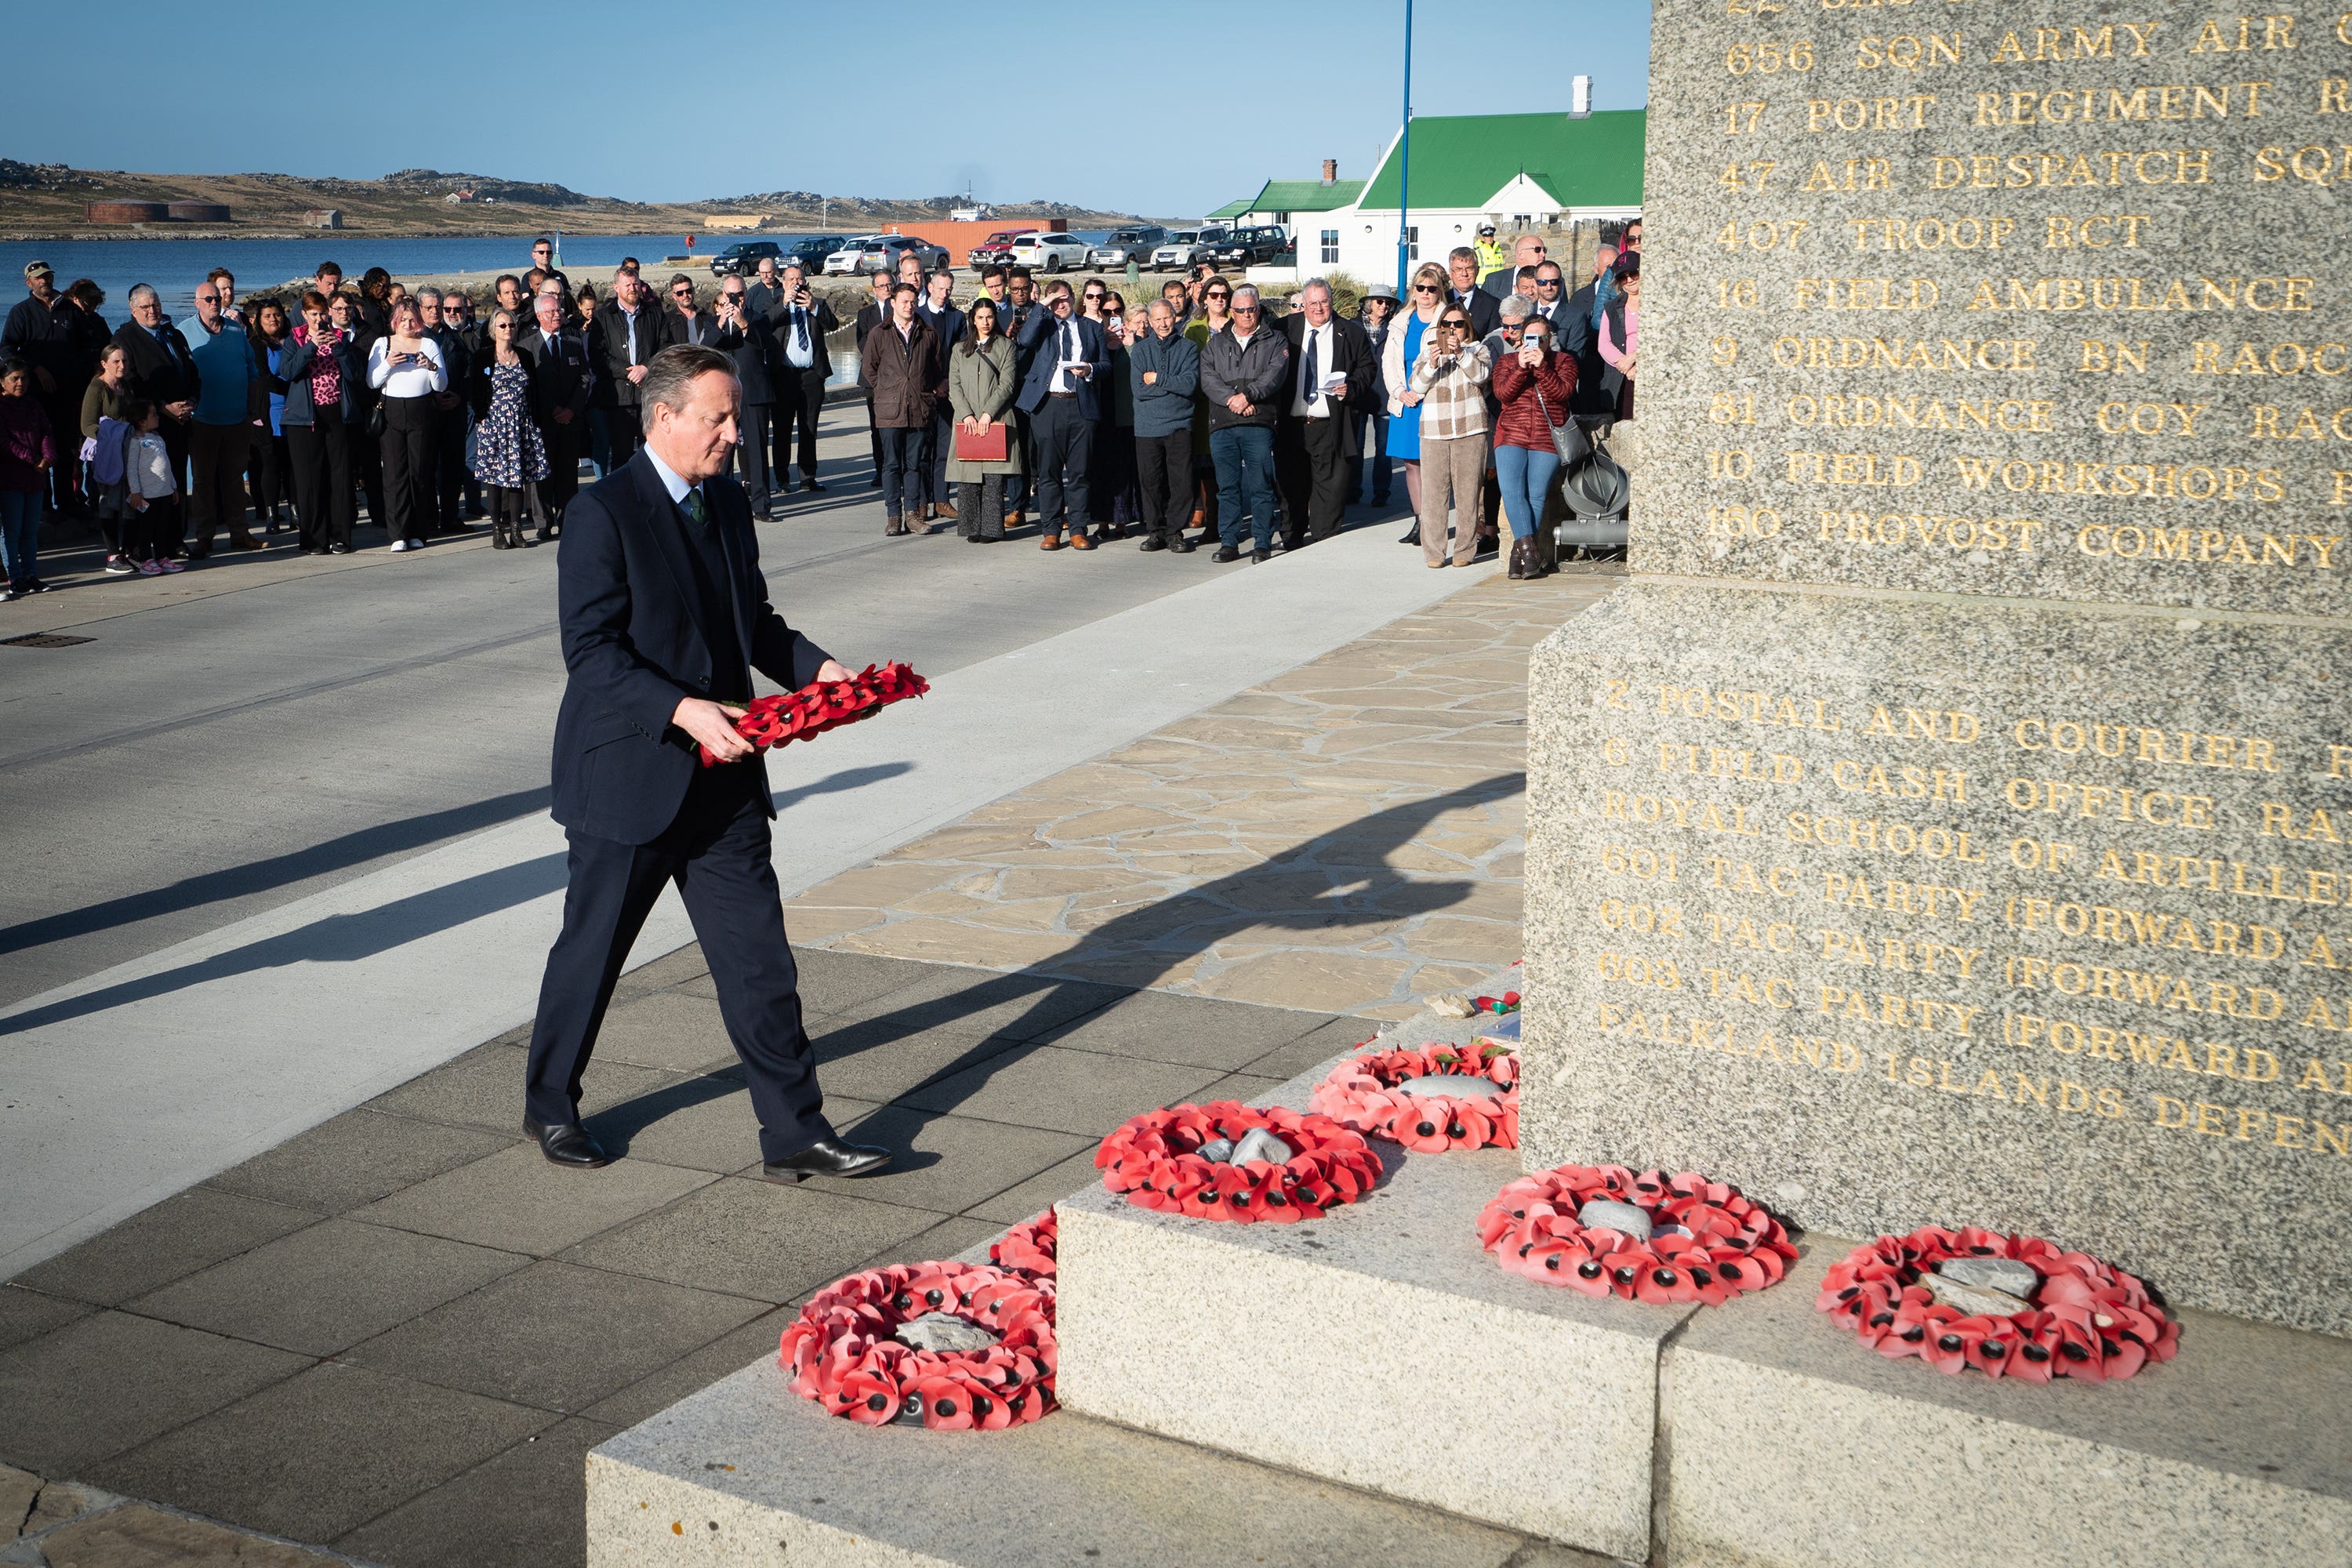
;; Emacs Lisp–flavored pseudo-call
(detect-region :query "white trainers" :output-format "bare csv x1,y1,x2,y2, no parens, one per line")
389,539,412,553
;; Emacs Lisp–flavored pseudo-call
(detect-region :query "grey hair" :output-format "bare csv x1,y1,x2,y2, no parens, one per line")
1298,278,1332,300
638,343,738,432
1498,292,1535,321
442,289,468,306
128,283,158,307
1229,284,1261,307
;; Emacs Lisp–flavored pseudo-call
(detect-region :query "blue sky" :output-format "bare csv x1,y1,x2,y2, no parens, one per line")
10,0,1650,219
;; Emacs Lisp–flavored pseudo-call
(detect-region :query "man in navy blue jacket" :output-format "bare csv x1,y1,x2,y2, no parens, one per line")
1014,278,1109,550
521,343,891,1182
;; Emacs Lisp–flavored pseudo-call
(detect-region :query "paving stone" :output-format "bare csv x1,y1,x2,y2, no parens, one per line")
342,1261,766,1414
2,1463,37,1537
558,1178,940,1305
10,1189,316,1308
0,1312,305,1475
0,1286,92,1355
604,1080,882,1175
21,1477,116,1534
902,1045,1225,1137
125,1218,528,1357
1241,1015,1385,1080
32,1501,350,1568
586,990,742,1074
361,1043,680,1136
200,1109,513,1215
810,1106,1091,1214
349,1142,715,1256
1035,988,1339,1071
578,1312,797,1431
1190,949,1418,1014
833,918,1080,970
961,1147,1112,1225
91,1362,556,1545
817,962,1127,1043
786,950,953,1018
335,1416,618,1568
805,1016,1021,1104
851,1215,1007,1278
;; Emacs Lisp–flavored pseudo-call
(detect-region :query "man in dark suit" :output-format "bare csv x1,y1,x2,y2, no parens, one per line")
592,270,663,469
710,276,780,519
525,289,593,540
1482,234,1550,302
1013,278,1109,550
1560,244,1621,422
768,264,833,495
522,343,891,1182
665,274,716,348
916,269,966,521
1274,280,1374,550
111,285,199,549
853,270,895,489
1445,249,1501,339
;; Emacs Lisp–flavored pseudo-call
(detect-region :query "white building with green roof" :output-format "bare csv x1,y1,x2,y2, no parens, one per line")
1329,109,1645,285
1200,162,1370,248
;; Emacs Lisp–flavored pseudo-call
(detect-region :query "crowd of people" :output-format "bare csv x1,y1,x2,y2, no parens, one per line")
0,221,1639,600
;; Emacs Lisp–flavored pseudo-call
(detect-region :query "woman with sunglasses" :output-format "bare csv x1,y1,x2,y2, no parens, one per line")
1381,262,1450,544
466,307,549,550
1404,298,1491,568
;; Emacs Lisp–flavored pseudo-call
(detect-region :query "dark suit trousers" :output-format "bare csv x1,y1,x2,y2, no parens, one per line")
187,419,251,551
1031,397,1091,534
1276,416,1348,546
431,402,469,531
540,415,583,519
774,368,825,484
1134,430,1192,544
524,764,831,1163
286,408,354,550
606,402,645,467
732,403,773,515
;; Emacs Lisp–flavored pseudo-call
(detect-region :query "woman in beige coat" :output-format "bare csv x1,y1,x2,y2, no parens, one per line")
946,296,1023,541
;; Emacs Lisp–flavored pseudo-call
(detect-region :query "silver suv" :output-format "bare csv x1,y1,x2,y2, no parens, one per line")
1151,228,1227,269
1089,226,1167,267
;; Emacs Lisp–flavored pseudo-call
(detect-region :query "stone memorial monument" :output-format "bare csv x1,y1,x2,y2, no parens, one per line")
1528,0,2352,1337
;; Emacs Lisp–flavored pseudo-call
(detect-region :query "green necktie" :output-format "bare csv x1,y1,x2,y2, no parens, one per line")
683,487,710,536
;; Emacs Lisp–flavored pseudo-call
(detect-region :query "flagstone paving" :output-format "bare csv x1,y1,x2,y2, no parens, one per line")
782,566,1623,1020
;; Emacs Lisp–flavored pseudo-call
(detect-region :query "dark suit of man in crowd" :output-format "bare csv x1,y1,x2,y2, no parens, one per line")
853,271,895,488
522,343,891,1183
111,286,199,546
1014,278,1109,550
418,292,470,535
710,275,780,519
591,271,666,468
763,265,833,494
525,292,593,539
1445,249,1501,340
1560,245,1620,421
916,271,966,516
1275,280,1375,550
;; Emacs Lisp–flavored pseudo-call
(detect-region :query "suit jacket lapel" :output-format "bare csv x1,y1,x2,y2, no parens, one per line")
712,484,755,670
630,456,713,649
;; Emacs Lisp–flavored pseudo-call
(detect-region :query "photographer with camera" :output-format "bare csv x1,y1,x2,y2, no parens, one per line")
710,275,781,519
769,264,834,495
1403,296,1490,569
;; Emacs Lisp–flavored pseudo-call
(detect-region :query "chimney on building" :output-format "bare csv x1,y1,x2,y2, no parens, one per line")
1571,75,1593,117
1321,158,1338,186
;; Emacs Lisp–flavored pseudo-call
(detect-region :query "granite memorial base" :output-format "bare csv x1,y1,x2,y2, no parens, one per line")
1660,1237,2352,1568
1523,582,2352,1335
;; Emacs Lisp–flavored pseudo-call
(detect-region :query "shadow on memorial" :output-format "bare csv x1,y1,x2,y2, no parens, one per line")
590,774,1524,1158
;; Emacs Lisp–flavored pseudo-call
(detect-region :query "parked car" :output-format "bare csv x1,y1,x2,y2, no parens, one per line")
781,236,848,272
1203,226,1290,267
1150,228,1227,270
854,236,951,275
822,236,887,275
966,230,1023,269
1088,226,1168,267
708,240,785,276
1008,232,1091,272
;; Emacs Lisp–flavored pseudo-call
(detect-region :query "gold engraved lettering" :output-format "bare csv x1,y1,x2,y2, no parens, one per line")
1771,336,2038,371
1654,687,1843,731
1784,450,1925,486
1805,96,1937,132
1784,813,1991,862
1931,150,2215,188
1820,873,1988,921
1857,33,1962,71
2188,14,2299,52
2078,340,2153,372
2010,719,2281,771
2045,215,2152,249
1788,394,2056,433
1791,277,1940,310
1950,457,2285,502
1987,24,2163,63
1812,511,2046,551
1973,82,2270,125
1962,275,2313,311
1850,216,2016,250
2080,524,2339,563
2190,339,2352,374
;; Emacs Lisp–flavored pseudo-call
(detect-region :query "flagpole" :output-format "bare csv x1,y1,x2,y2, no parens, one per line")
1396,0,1414,297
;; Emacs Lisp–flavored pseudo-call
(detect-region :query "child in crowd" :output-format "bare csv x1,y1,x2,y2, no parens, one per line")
125,400,185,576
0,358,57,601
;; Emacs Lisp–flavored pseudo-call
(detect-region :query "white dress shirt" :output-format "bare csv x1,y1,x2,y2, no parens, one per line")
782,299,815,368
1290,319,1337,418
1048,314,1084,393
366,338,448,397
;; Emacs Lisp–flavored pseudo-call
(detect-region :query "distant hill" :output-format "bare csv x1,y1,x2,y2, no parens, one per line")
0,162,1152,237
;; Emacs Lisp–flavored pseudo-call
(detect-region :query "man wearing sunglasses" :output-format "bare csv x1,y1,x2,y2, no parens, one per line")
666,276,714,348
1199,284,1290,563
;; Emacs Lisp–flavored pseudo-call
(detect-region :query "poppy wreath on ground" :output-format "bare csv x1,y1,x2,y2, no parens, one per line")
989,1210,1058,1279
1817,1227,2180,1382
698,661,931,767
1308,1041,1520,1152
1477,1164,1798,1304
778,1260,1056,1431
1094,1102,1382,1225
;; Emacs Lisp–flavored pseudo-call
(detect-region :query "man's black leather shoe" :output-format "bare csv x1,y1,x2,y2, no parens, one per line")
761,1138,892,1183
524,1119,611,1168
1211,545,1240,563
1250,547,1272,563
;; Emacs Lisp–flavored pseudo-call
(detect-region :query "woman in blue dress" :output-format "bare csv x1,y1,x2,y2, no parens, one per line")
1380,261,1450,546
